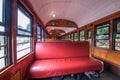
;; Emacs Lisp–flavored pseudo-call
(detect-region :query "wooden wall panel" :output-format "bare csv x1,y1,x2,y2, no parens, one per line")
0,53,34,80
10,71,21,80
64,11,120,76
93,48,120,67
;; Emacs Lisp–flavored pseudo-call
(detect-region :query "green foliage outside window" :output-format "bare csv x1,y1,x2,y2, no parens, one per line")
115,18,120,51
87,29,92,45
95,22,110,49
80,30,85,41
73,32,78,41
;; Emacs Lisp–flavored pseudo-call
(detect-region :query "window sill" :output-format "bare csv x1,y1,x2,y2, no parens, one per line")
0,64,14,75
17,51,34,63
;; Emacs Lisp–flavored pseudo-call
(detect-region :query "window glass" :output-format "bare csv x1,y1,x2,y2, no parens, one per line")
0,0,3,22
71,33,74,41
37,26,40,34
87,29,92,45
18,29,31,36
73,32,77,41
0,35,6,60
0,0,11,70
37,24,41,41
0,26,5,32
0,35,5,45
95,22,110,49
117,21,120,33
17,6,32,59
44,32,49,40
96,40,109,48
80,30,85,41
37,35,40,39
0,58,5,69
0,47,4,57
66,35,69,40
68,34,71,40
42,29,44,41
17,37,31,51
88,30,91,39
18,9,31,32
17,48,31,59
64,35,67,40
17,37,31,59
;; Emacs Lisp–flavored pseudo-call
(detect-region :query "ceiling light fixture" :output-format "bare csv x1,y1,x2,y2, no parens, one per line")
52,13,56,18
51,11,56,18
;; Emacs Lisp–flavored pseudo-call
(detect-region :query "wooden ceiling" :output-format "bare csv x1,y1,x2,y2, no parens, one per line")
21,0,120,36
46,19,78,28
49,29,66,37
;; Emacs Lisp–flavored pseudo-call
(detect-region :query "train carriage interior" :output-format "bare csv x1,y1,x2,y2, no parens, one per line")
0,0,120,80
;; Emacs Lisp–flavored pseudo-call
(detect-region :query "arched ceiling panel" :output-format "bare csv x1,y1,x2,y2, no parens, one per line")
46,26,76,35
27,0,120,31
46,19,78,28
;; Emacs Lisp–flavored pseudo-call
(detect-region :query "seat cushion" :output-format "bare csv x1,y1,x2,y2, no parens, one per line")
28,57,103,78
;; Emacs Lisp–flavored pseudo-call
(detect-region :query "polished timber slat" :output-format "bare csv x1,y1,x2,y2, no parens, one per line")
29,71,120,80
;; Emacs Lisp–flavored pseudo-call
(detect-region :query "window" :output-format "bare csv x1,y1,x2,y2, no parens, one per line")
113,18,120,51
17,4,33,59
65,35,68,40
87,29,92,44
45,32,49,40
37,24,41,41
62,35,65,40
42,28,45,41
68,34,71,40
95,22,110,49
64,35,67,40
61,36,63,40
79,30,85,41
71,33,74,41
73,32,78,41
0,0,11,70
0,0,3,22
66,34,70,40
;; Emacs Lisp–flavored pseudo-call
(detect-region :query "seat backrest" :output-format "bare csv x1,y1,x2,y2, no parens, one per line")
35,41,89,60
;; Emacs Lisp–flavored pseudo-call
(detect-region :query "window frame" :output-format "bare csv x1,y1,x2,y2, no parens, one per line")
0,0,5,32
0,0,5,24
87,29,92,39
95,21,110,49
66,34,69,40
71,33,74,41
0,0,12,70
17,4,33,37
16,2,33,60
113,18,120,51
37,24,42,41
44,31,48,40
73,32,77,41
87,29,92,45
41,28,45,41
79,30,85,41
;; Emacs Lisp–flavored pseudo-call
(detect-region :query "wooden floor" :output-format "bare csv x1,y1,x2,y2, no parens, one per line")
29,71,120,80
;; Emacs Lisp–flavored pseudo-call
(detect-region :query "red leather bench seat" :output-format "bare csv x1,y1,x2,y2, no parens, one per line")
28,41,103,78
29,57,102,78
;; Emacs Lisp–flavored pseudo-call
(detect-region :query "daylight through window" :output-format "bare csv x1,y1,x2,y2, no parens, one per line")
114,18,120,51
95,22,110,49
79,30,85,41
17,6,32,59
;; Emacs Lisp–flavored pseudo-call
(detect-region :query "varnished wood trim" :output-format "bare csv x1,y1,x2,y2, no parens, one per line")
46,19,78,29
11,0,17,63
